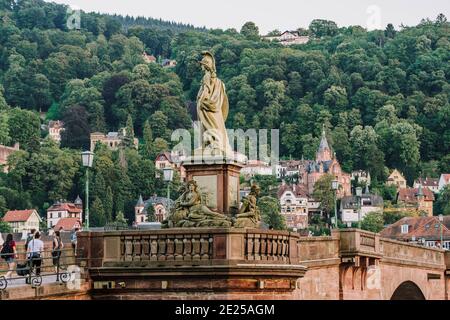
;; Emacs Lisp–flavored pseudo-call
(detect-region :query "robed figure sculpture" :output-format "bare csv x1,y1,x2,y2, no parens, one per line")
197,51,232,156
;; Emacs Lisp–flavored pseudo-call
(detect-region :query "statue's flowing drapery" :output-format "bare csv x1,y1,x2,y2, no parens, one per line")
196,53,232,155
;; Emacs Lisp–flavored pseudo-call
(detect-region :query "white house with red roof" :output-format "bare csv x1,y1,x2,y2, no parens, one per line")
277,182,310,229
46,197,83,229
438,174,450,192
2,209,41,233
414,177,439,193
155,151,186,180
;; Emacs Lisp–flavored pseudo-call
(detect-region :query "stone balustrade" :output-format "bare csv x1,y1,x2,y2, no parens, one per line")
78,228,300,268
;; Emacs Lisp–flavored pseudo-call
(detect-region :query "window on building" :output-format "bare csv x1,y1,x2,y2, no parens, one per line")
425,241,436,248
401,224,409,234
443,241,450,250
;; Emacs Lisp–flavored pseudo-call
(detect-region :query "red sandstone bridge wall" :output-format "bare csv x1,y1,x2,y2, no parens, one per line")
42,229,450,300
379,239,446,300
294,236,340,300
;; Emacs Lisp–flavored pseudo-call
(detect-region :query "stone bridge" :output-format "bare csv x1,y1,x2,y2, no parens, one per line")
73,228,450,300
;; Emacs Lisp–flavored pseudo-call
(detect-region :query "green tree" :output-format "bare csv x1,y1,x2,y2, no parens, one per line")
313,174,335,219
7,108,40,150
140,119,153,159
240,22,260,40
104,186,113,222
0,220,12,233
350,125,385,182
122,113,136,148
0,112,11,146
0,85,9,111
147,204,156,222
60,105,91,150
91,197,106,227
258,196,286,230
435,185,450,216
361,211,384,233
115,211,128,225
309,19,338,37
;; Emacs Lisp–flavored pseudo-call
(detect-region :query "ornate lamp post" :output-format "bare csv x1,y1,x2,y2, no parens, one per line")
163,167,174,215
331,179,339,229
81,151,94,230
355,187,363,229
439,214,444,249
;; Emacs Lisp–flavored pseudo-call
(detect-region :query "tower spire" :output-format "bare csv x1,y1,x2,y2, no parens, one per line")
316,124,331,161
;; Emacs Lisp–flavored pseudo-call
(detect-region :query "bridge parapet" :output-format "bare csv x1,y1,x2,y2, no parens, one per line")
297,235,340,268
334,229,382,267
380,238,446,270
80,228,300,267
78,229,307,300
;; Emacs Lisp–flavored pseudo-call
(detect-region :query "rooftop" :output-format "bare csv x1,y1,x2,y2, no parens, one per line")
277,183,309,199
47,202,82,213
414,177,439,187
3,210,38,222
398,187,435,202
55,218,81,231
381,216,450,241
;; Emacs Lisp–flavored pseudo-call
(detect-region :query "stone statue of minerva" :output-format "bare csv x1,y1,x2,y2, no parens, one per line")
196,51,232,155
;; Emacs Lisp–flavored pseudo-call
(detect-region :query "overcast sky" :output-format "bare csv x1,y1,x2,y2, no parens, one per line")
48,0,449,34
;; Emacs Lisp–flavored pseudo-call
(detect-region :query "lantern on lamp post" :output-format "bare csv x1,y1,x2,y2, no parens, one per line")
331,179,339,229
81,151,94,230
163,167,174,214
355,186,363,229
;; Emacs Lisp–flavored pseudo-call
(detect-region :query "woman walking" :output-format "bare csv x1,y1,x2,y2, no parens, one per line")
52,230,64,273
1,234,18,279
27,232,44,276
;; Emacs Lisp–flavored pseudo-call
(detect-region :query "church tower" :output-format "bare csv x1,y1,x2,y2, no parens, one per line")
316,126,332,162
135,195,146,224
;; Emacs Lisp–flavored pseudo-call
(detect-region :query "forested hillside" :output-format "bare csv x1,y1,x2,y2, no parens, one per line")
171,18,450,185
0,0,449,226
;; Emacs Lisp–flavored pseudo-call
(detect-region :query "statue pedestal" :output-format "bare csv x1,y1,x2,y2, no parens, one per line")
182,155,245,216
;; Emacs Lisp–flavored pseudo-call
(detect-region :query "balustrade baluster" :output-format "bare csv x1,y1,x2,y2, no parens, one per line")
166,236,175,260
254,234,261,260
260,234,267,260
200,236,209,260
125,237,133,262
174,236,184,261
133,237,141,261
192,236,201,260
183,237,192,260
120,237,125,261
150,236,158,261
272,236,278,261
141,237,150,261
158,237,167,261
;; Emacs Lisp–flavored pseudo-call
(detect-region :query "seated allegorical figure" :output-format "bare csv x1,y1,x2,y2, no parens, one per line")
161,184,188,228
164,180,232,228
234,183,261,228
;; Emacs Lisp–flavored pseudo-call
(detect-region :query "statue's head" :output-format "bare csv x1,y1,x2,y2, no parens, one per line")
199,51,216,73
187,180,198,192
250,183,260,196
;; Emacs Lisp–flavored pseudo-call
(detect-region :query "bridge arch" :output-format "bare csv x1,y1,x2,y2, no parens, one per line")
390,281,426,300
